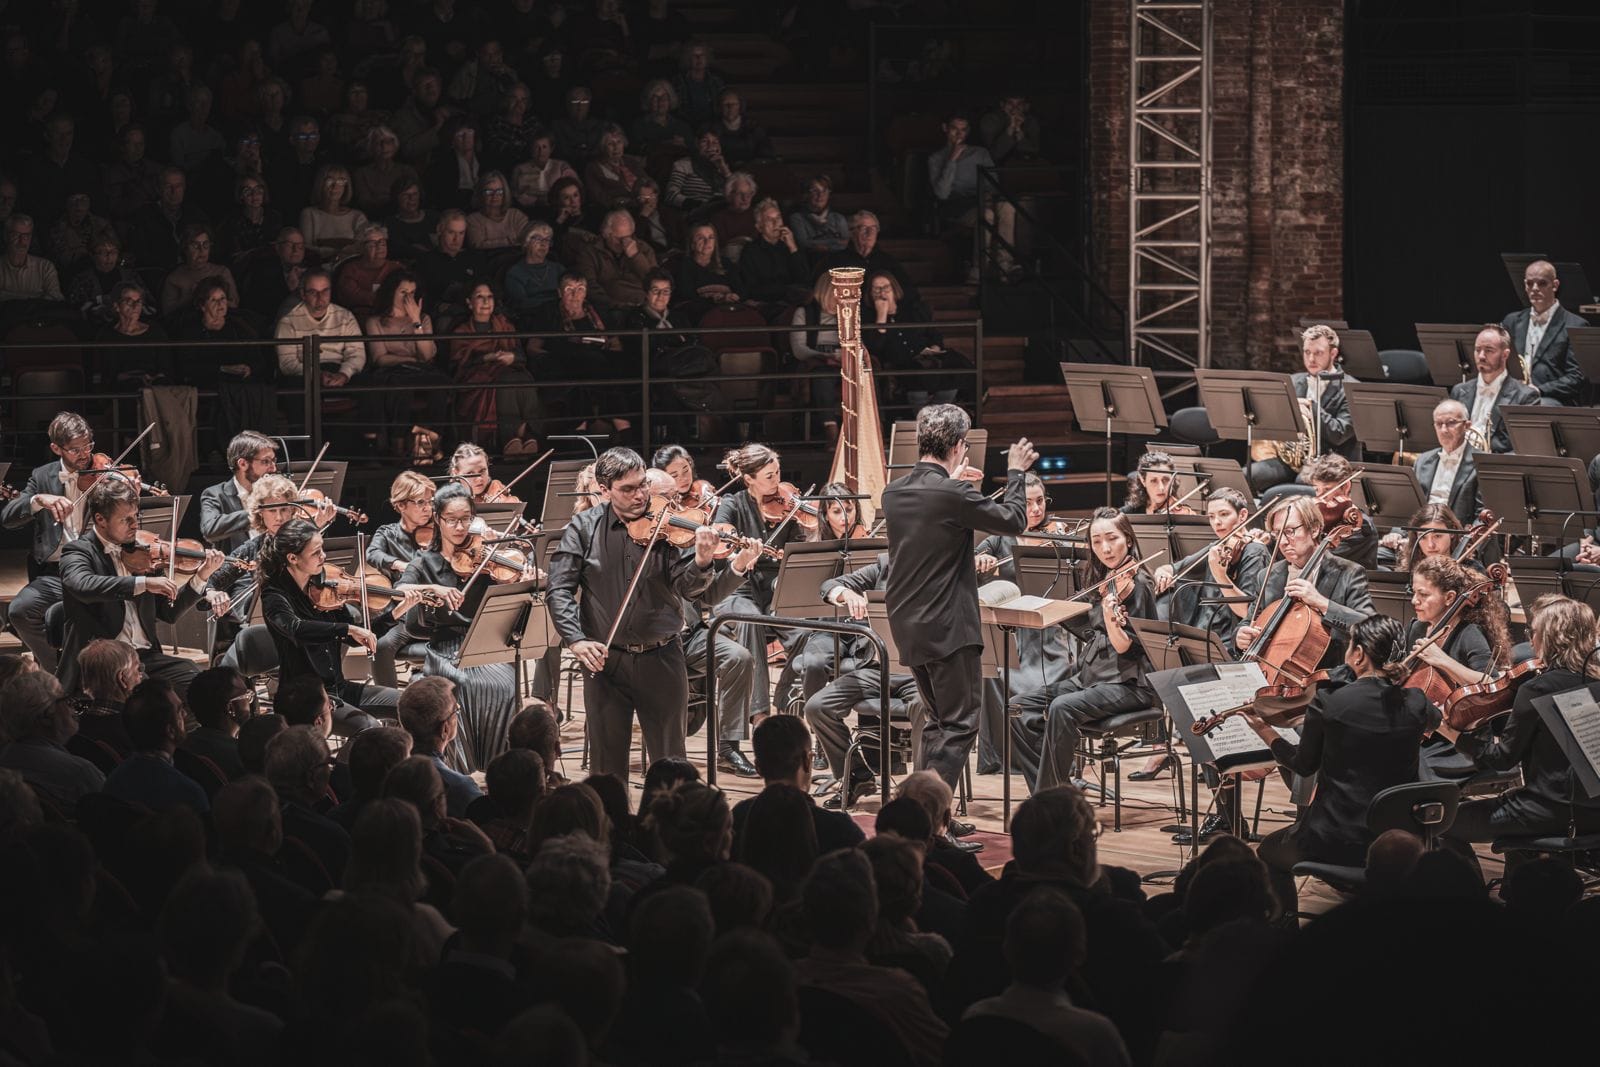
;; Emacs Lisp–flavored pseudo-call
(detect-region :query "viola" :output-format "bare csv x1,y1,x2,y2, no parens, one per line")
1453,508,1501,563
1018,520,1072,548
1194,506,1363,736
299,487,367,525
1441,658,1543,733
307,564,440,611
76,453,169,496
474,478,521,505
628,495,784,561
1397,563,1507,709
119,530,210,575
757,482,818,532
449,533,535,584
686,479,720,511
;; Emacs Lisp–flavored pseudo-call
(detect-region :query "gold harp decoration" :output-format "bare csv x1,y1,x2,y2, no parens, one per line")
826,267,888,527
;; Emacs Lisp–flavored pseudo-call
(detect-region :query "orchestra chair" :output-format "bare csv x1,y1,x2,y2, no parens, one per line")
1490,830,1600,879
1377,349,1430,385
1292,779,1461,895
1168,406,1220,454
1076,706,1166,831
838,691,973,816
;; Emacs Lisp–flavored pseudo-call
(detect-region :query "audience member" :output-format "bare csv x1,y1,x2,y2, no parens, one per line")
385,178,438,260
329,725,413,833
738,197,811,309
127,167,209,273
0,669,104,814
67,232,147,323
822,210,918,300
181,666,252,781
299,164,368,259
709,90,773,166
425,852,533,1056
417,209,489,322
240,227,314,322
525,832,614,941
631,79,693,151
274,269,365,386
340,797,455,965
67,638,139,762
217,175,283,265
583,125,646,210
334,222,403,317
665,129,732,212
399,675,484,817
101,678,209,814
426,116,484,212
161,224,239,314
706,172,759,254
511,131,578,214
862,834,952,994
353,126,420,215
504,220,563,320
0,214,64,303
574,208,658,309
672,42,726,128
612,886,716,1066
700,930,802,1064
465,170,531,252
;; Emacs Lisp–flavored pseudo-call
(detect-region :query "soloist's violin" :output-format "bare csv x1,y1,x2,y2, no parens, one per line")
629,496,783,560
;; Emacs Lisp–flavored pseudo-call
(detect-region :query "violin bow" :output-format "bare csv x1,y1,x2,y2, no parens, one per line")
485,448,556,504
65,422,158,510
1063,549,1167,604
355,530,375,662
296,443,330,494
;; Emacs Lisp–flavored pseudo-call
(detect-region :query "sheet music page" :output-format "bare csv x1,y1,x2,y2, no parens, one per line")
1553,688,1600,776
1179,662,1272,760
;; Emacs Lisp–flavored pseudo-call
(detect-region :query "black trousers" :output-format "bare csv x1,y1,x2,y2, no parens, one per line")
1009,678,1153,795
910,646,984,788
804,669,924,782
140,648,201,694
584,638,689,778
684,624,755,742
332,680,400,737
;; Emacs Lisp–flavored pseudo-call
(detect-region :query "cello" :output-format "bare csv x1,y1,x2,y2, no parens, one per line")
1193,506,1364,736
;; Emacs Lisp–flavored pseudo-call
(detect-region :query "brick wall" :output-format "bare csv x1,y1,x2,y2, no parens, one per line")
1089,1,1345,372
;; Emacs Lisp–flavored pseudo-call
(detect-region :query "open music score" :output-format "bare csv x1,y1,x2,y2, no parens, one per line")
979,594,1088,630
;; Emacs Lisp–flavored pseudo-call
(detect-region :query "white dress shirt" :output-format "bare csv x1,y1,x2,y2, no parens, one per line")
1428,443,1469,506
1525,305,1554,362
1469,372,1505,437
38,462,88,539
93,529,152,650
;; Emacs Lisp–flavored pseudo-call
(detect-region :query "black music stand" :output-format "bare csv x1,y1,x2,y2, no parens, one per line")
1565,328,1600,385
887,426,987,475
540,460,590,529
1346,382,1447,456
1507,558,1567,631
1336,329,1385,382
456,579,550,708
1169,457,1254,505
769,542,850,617
1501,405,1600,460
1501,252,1547,308
1061,363,1167,507
1528,685,1600,799
1414,324,1482,387
137,494,189,541
1011,543,1086,600
475,501,529,530
1474,453,1591,549
1349,464,1427,531
1365,570,1418,630
1127,514,1212,568
1192,369,1305,470
285,460,347,504
1563,569,1600,619
1128,619,1233,674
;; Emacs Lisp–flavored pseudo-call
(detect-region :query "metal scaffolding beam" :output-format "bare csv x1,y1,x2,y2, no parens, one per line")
1129,0,1211,388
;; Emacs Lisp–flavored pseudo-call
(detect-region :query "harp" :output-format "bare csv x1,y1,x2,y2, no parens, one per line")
826,267,889,525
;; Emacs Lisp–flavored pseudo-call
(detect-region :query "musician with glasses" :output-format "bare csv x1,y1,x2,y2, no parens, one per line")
199,431,280,552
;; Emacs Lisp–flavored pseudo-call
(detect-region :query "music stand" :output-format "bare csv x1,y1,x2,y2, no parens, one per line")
888,421,918,470
1566,329,1600,385
1556,261,1597,312
534,528,565,582
1507,558,1567,629
1345,382,1447,455
285,460,347,504
1128,619,1232,673
769,542,850,616
137,494,189,541
1011,543,1086,600
475,501,528,529
1348,464,1427,531
1336,329,1385,382
1474,453,1591,548
1563,569,1600,619
1192,369,1306,467
1365,570,1417,630
1127,514,1213,569
540,460,590,529
1169,457,1254,505
1061,363,1167,507
456,580,551,698
321,535,359,571
1298,318,1350,330
1528,684,1600,799
1414,324,1483,387
1501,404,1600,460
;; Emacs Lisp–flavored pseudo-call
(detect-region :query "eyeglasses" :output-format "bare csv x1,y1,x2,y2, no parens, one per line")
1434,418,1467,429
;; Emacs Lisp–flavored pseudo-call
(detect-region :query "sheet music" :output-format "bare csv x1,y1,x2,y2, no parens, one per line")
1553,688,1600,777
1180,663,1275,763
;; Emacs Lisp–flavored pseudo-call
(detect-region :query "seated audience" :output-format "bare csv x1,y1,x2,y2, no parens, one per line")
0,669,105,815
161,224,239,315
299,164,368,259
789,173,851,260
465,171,531,252
504,221,563,321
334,222,404,318
574,208,658,309
274,270,365,387
0,214,63,303
181,667,253,782
103,679,211,815
399,676,484,817
631,79,693,151
511,132,578,215
354,126,420,216
666,129,732,213
584,125,647,210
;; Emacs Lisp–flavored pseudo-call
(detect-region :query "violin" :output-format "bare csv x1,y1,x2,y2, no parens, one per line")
1194,506,1363,736
299,487,367,526
307,564,441,611
408,522,436,550
757,482,818,533
628,495,784,560
478,479,522,505
1396,564,1507,709
119,530,211,575
1441,657,1543,733
76,453,168,496
0,482,17,501
449,533,536,584
1017,520,1072,548
686,479,720,511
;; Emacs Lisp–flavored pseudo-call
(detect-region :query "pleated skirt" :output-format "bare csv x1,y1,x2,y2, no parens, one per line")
425,632,519,774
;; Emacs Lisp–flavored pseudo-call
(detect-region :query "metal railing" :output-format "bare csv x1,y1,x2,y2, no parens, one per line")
1,318,988,462
703,610,893,802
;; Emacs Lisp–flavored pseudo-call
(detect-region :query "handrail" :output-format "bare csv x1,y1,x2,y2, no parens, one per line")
703,611,893,802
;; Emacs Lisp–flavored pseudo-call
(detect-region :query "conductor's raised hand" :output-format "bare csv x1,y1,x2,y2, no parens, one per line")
693,525,719,566
570,639,608,672
1006,437,1039,472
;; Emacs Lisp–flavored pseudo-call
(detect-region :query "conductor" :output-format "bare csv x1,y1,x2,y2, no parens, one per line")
881,404,1037,787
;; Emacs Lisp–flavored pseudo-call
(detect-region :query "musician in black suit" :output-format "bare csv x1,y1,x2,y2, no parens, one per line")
1411,399,1481,523
1437,594,1600,875
199,431,279,552
1152,487,1269,651
1501,259,1589,406
1236,496,1374,674
1248,325,1360,493
1243,615,1438,913
1449,324,1540,452
58,477,225,694
880,404,1035,787
0,412,99,673
257,518,421,735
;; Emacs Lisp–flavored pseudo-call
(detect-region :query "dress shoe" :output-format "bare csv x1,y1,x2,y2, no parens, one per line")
948,818,977,838
1170,811,1231,845
717,746,760,778
813,749,830,771
943,830,984,854
823,776,875,810
1129,754,1179,782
